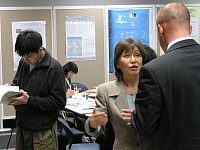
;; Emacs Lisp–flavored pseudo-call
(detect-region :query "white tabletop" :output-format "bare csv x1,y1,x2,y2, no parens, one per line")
65,94,96,115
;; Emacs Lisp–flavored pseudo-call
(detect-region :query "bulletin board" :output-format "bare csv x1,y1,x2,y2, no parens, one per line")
54,6,106,89
106,5,156,74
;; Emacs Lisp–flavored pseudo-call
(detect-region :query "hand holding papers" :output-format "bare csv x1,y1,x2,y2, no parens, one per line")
0,85,21,104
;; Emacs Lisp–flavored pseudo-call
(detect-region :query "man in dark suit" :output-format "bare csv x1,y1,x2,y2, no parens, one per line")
132,2,200,150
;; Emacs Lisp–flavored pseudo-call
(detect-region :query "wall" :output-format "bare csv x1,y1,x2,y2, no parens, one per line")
0,0,199,6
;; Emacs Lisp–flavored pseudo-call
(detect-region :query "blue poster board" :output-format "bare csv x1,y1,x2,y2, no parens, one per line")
109,8,153,73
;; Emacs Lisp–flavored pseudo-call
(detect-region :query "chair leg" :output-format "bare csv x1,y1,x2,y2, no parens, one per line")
6,128,14,149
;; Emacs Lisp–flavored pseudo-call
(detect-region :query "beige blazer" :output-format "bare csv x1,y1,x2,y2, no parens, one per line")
85,80,145,150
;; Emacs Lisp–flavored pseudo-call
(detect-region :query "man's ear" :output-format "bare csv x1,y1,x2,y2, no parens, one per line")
189,24,192,34
158,24,163,36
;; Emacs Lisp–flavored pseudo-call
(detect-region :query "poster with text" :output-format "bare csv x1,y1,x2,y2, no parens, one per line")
65,16,96,61
12,21,46,71
108,8,153,73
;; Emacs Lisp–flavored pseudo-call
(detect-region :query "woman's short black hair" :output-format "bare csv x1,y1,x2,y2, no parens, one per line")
143,45,157,64
63,62,78,75
15,30,43,57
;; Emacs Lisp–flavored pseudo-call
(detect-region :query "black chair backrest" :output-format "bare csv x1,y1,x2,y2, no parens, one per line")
58,117,74,149
58,117,100,150
72,83,88,92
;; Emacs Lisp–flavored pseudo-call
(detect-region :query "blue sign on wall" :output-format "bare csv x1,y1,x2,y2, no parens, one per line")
109,8,151,73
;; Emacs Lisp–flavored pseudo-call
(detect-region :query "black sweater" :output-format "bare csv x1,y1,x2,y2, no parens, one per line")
13,50,66,131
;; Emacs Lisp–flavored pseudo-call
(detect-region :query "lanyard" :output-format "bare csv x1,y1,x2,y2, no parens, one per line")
65,78,71,90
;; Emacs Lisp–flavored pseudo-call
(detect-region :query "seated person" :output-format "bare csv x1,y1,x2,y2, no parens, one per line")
63,62,78,98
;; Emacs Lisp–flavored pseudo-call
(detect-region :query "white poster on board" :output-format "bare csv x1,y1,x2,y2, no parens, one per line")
65,16,96,61
12,21,46,71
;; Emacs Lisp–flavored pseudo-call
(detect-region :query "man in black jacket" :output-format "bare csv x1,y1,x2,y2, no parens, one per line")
9,30,66,150
132,2,200,150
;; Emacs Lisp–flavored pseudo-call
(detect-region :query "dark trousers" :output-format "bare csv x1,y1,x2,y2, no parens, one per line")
16,122,58,150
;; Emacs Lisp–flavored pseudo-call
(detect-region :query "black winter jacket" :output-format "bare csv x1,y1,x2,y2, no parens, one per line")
13,50,66,131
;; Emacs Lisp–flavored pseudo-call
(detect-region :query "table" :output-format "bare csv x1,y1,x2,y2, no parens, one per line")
64,94,96,131
65,94,96,116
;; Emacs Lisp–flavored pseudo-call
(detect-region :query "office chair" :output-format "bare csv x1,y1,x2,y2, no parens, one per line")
72,83,88,93
58,113,84,150
57,117,100,150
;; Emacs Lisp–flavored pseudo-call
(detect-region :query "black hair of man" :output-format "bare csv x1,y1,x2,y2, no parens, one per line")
15,30,43,57
63,62,78,75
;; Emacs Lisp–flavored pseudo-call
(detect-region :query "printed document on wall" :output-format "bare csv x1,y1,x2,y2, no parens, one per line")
188,7,200,43
65,16,96,61
12,21,46,71
108,8,153,73
159,6,200,56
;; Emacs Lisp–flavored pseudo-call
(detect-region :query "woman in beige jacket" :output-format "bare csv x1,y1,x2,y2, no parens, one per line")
85,38,155,150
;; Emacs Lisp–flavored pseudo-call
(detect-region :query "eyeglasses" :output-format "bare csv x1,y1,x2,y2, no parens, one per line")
23,52,37,58
22,48,43,58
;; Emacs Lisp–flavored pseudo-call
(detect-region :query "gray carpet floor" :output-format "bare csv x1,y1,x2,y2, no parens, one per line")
0,128,16,150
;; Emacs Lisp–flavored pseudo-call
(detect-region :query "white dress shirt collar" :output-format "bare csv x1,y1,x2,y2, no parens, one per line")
167,37,194,51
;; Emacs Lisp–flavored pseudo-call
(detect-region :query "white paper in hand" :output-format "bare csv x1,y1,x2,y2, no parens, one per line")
0,85,20,104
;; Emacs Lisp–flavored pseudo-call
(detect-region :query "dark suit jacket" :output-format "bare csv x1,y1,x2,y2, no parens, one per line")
133,39,200,150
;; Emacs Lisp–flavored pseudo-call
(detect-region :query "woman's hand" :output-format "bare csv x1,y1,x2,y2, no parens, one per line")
89,108,108,128
66,89,75,98
121,108,132,126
